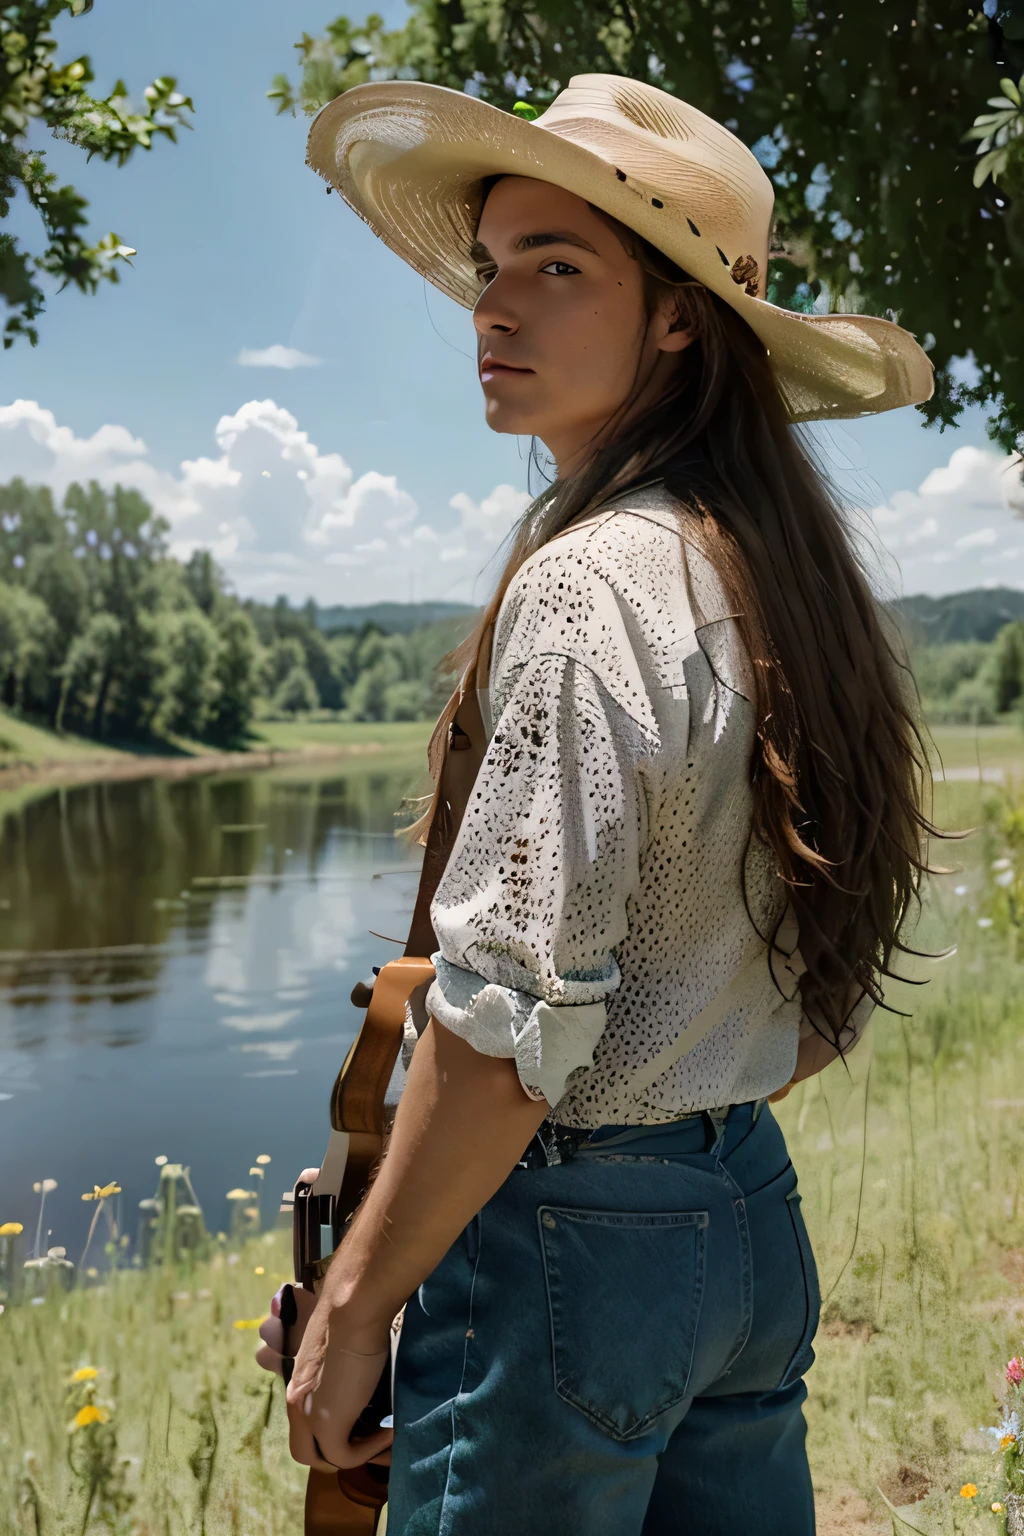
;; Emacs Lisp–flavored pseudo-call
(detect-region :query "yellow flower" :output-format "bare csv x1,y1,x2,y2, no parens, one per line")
0,1221,23,1235
960,1483,977,1499
70,1367,98,1383
233,1318,262,1330
225,1188,254,1200
256,1154,271,1165
993,1503,1005,1513
254,1266,265,1275
73,1404,110,1428
81,1182,121,1202
1002,1434,1017,1450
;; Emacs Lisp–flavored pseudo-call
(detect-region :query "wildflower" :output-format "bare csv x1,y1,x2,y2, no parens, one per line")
994,1503,1005,1513
254,1266,265,1275
81,1183,121,1202
32,1179,56,1194
1008,1357,1024,1386
70,1366,98,1383
960,1483,977,1499
0,1221,23,1235
985,1412,1021,1450
73,1404,110,1429
233,1318,262,1330
155,1155,168,1167
225,1188,254,1200
256,1154,271,1165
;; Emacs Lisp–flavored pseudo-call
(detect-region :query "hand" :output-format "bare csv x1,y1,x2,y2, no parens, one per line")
255,1282,319,1377
284,1294,394,1472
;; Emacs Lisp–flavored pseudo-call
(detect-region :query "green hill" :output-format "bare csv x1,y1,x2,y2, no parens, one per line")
897,587,1024,645
315,601,476,635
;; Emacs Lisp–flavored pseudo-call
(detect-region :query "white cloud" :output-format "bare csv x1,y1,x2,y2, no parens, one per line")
868,446,1024,597
0,398,528,605
450,483,531,541
954,526,997,550
237,345,323,369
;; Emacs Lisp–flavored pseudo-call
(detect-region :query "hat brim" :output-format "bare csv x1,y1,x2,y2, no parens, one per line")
307,81,934,423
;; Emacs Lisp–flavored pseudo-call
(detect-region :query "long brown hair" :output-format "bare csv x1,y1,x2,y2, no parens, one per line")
425,210,934,1051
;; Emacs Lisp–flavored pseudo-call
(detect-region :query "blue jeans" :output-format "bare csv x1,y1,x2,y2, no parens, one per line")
389,1100,820,1534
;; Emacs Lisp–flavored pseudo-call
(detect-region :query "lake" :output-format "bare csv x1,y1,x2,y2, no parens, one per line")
0,755,426,1262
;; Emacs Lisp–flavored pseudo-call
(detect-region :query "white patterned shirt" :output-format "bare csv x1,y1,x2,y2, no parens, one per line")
425,483,870,1127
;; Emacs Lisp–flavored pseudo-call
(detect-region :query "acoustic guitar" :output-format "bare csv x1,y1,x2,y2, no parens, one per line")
285,681,488,1535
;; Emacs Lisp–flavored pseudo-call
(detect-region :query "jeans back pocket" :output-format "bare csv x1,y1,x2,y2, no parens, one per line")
538,1205,708,1442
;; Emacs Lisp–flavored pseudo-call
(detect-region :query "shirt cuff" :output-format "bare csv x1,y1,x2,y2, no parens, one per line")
427,955,607,1107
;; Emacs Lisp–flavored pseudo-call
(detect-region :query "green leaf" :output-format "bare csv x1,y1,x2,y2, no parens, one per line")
973,146,1007,187
874,1488,935,1536
999,75,1023,106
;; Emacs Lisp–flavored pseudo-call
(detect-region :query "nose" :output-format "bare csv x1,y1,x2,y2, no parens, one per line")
473,276,519,340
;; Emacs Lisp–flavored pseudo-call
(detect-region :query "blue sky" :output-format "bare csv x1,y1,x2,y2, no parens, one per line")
2,0,1021,604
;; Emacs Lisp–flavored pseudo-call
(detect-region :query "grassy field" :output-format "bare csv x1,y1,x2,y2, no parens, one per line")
0,707,433,770
1,723,1024,1534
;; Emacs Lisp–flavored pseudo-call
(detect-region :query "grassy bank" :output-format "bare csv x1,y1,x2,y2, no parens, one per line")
0,711,433,824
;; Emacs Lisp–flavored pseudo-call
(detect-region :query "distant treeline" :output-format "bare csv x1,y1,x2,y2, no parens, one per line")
0,479,470,746
896,589,1024,725
3,476,1024,743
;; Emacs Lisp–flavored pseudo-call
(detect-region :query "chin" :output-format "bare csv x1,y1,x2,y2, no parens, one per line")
483,401,536,436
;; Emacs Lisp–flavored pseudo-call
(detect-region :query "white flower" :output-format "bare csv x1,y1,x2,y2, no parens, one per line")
996,869,1016,887
978,918,995,929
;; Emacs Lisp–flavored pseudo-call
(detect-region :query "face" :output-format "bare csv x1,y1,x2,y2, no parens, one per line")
472,177,692,475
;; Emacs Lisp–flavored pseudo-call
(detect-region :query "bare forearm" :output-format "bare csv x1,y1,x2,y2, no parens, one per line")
322,1019,549,1344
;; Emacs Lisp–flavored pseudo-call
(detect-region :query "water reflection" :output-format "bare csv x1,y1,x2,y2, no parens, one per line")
0,758,425,1254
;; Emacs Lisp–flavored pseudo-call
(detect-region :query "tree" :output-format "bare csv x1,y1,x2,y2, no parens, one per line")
274,663,319,715
992,618,1024,710
0,580,55,707
56,609,120,735
207,608,263,746
155,609,221,739
1,0,193,348
275,1,1024,453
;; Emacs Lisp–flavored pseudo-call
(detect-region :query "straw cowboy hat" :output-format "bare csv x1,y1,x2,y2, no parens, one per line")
306,74,933,422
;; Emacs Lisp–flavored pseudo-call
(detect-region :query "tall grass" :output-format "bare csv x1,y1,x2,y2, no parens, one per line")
0,1231,306,1536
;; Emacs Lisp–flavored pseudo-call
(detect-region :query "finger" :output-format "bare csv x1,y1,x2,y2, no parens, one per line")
285,1395,336,1471
255,1342,288,1376
259,1315,285,1353
333,1426,394,1470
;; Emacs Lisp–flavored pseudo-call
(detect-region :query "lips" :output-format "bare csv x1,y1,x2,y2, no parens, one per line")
480,353,533,381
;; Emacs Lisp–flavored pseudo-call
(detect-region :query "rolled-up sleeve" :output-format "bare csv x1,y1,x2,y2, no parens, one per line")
427,556,660,1106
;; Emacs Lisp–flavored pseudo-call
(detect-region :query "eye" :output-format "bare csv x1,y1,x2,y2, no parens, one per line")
540,260,581,277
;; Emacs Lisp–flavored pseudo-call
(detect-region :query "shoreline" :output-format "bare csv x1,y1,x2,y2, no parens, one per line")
0,740,400,795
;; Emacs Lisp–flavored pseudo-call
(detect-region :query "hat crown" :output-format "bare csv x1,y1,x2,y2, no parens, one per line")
535,74,775,281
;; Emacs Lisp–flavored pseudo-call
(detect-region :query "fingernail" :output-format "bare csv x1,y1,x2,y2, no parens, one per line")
303,1392,313,1417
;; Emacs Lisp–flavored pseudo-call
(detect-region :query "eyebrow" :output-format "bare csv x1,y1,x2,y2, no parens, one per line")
469,231,600,265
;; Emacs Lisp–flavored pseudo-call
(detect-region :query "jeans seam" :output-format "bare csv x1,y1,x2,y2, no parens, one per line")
437,1219,484,1536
